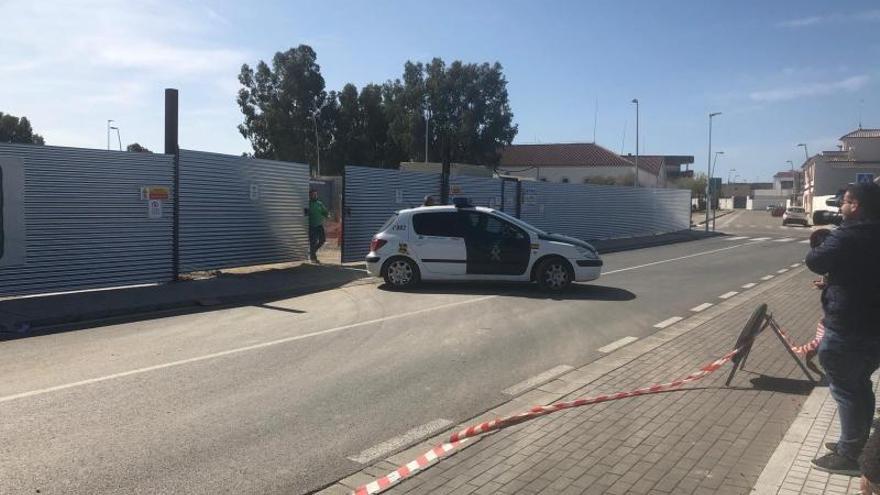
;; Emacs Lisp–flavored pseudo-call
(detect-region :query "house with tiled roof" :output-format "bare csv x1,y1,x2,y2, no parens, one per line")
801,128,880,214
497,143,692,187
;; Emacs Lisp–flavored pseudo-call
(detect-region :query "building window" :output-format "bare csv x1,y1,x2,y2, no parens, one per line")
561,177,569,184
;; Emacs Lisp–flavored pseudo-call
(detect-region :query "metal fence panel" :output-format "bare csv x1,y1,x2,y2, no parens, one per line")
0,143,174,296
520,181,691,241
179,150,310,272
342,166,440,262
448,175,503,209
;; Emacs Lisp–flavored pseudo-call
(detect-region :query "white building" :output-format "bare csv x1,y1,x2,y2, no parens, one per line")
497,143,669,187
801,129,880,214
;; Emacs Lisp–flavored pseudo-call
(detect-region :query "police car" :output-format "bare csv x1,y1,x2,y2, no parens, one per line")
365,199,602,291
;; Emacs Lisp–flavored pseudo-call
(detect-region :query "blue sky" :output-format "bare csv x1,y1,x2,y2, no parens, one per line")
2,0,877,182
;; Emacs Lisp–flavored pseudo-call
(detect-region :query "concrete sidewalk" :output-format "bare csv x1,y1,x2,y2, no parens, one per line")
0,261,371,338
320,266,853,495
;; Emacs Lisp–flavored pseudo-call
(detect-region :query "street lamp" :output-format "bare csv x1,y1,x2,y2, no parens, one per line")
424,107,431,164
311,110,321,177
631,98,639,187
109,125,121,151
797,143,809,161
786,159,797,206
705,112,722,232
106,119,114,150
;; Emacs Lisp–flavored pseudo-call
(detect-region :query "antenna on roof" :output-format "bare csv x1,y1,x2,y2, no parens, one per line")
859,98,864,129
593,97,598,143
620,120,627,154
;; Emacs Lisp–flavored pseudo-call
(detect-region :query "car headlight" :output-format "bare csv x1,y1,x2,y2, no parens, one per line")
575,245,597,258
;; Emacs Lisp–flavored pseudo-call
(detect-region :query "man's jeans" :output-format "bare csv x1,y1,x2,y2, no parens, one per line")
818,327,880,460
309,225,326,260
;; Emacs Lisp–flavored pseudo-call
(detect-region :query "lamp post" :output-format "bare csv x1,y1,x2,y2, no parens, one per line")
106,119,114,150
705,112,722,231
787,159,797,206
631,98,639,187
311,110,321,177
797,143,809,161
110,125,121,151
424,107,430,164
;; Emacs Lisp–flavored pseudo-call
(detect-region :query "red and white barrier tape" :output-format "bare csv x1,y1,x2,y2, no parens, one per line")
352,320,825,495
353,348,741,495
776,320,825,355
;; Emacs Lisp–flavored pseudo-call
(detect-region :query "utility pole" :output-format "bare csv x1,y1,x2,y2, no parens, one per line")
106,119,114,150
631,99,639,187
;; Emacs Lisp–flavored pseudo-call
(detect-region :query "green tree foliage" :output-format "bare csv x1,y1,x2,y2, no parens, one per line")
237,45,332,168
0,112,45,145
236,46,518,174
126,143,151,153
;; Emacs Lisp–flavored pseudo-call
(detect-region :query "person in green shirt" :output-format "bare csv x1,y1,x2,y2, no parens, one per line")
308,189,330,263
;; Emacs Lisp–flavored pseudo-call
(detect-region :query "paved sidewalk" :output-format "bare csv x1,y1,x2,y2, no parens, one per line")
320,266,842,495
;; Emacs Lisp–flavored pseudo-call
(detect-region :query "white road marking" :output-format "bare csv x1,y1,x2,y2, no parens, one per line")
654,316,684,329
690,303,714,312
724,236,749,241
741,283,757,289
790,263,801,268
799,239,810,244
597,337,639,354
603,240,765,275
761,275,775,280
0,295,500,404
502,365,575,395
347,419,454,464
751,237,771,241
777,268,789,274
773,237,795,242
719,291,739,299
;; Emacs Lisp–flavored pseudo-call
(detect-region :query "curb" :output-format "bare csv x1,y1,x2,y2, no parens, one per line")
751,386,829,494
315,264,810,494
1,271,374,337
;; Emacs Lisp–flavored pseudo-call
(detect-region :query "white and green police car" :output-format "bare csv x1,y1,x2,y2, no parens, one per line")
365,200,602,291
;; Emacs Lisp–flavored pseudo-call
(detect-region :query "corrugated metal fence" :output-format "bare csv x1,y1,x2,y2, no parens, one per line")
0,145,311,296
179,150,309,272
342,166,439,263
342,165,691,262
0,143,175,295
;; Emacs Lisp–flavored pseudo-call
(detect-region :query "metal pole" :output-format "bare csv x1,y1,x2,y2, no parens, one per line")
705,112,721,232
632,99,639,187
165,88,180,281
424,109,429,164
313,114,320,177
115,127,122,151
106,119,113,151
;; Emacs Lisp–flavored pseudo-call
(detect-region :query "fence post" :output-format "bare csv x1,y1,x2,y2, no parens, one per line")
165,88,180,281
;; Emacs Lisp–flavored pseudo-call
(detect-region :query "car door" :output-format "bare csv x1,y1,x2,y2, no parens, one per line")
410,212,467,276
460,211,531,276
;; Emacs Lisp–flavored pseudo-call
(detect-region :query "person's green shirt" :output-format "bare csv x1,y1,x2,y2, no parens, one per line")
309,199,329,227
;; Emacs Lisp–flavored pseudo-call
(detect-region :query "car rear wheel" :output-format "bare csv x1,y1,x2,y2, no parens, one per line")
536,257,573,292
382,257,420,289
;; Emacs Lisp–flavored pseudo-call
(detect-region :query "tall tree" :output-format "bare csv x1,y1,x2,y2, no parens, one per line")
237,45,332,169
0,112,45,145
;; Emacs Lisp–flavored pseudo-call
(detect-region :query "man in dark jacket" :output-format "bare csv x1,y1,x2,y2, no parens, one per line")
807,182,880,475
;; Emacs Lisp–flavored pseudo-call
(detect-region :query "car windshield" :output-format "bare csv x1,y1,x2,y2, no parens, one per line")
788,208,805,213
491,209,548,236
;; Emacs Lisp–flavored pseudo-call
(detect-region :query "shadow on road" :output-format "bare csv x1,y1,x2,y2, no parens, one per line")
378,282,636,301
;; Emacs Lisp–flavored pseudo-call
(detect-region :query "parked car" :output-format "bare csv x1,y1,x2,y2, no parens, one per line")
782,206,809,226
365,200,602,291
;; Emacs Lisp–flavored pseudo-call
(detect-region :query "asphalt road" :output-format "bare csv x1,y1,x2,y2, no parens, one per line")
0,210,816,495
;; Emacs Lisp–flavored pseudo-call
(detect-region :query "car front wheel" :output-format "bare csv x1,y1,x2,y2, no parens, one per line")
382,257,420,289
536,257,574,291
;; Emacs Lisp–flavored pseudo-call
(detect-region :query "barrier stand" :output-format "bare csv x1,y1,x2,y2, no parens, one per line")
725,303,818,386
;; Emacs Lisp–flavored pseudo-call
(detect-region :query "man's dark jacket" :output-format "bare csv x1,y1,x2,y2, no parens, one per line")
805,220,880,338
